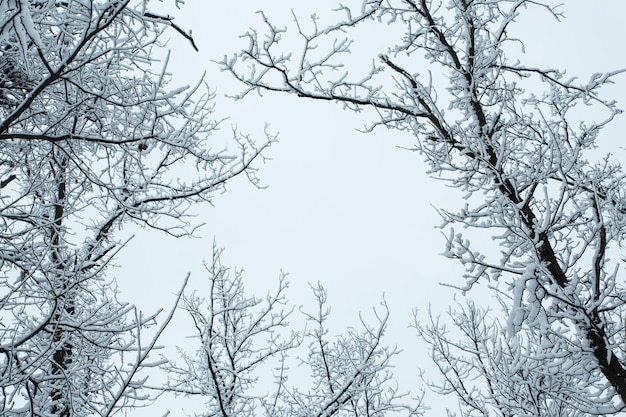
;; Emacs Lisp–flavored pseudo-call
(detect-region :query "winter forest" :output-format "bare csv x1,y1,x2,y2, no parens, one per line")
1,0,626,416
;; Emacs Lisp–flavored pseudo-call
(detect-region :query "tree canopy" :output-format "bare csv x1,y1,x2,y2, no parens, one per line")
2,1,626,416
0,1,268,415
224,0,626,414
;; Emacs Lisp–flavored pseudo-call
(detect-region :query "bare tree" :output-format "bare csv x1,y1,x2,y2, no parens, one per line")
223,0,626,413
165,246,423,417
163,244,298,417
0,1,270,415
269,283,422,417
415,301,618,416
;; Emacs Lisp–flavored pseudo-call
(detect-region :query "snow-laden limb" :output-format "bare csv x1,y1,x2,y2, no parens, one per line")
0,1,271,415
225,0,626,412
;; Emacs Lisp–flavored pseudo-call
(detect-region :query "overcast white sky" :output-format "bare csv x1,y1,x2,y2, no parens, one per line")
117,1,626,414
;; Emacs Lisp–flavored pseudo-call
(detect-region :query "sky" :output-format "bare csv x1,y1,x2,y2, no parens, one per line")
115,1,626,414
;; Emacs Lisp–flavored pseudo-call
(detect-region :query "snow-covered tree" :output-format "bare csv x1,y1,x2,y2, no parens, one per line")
164,245,423,417
162,245,298,417
416,300,616,416
224,0,626,413
0,1,269,415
